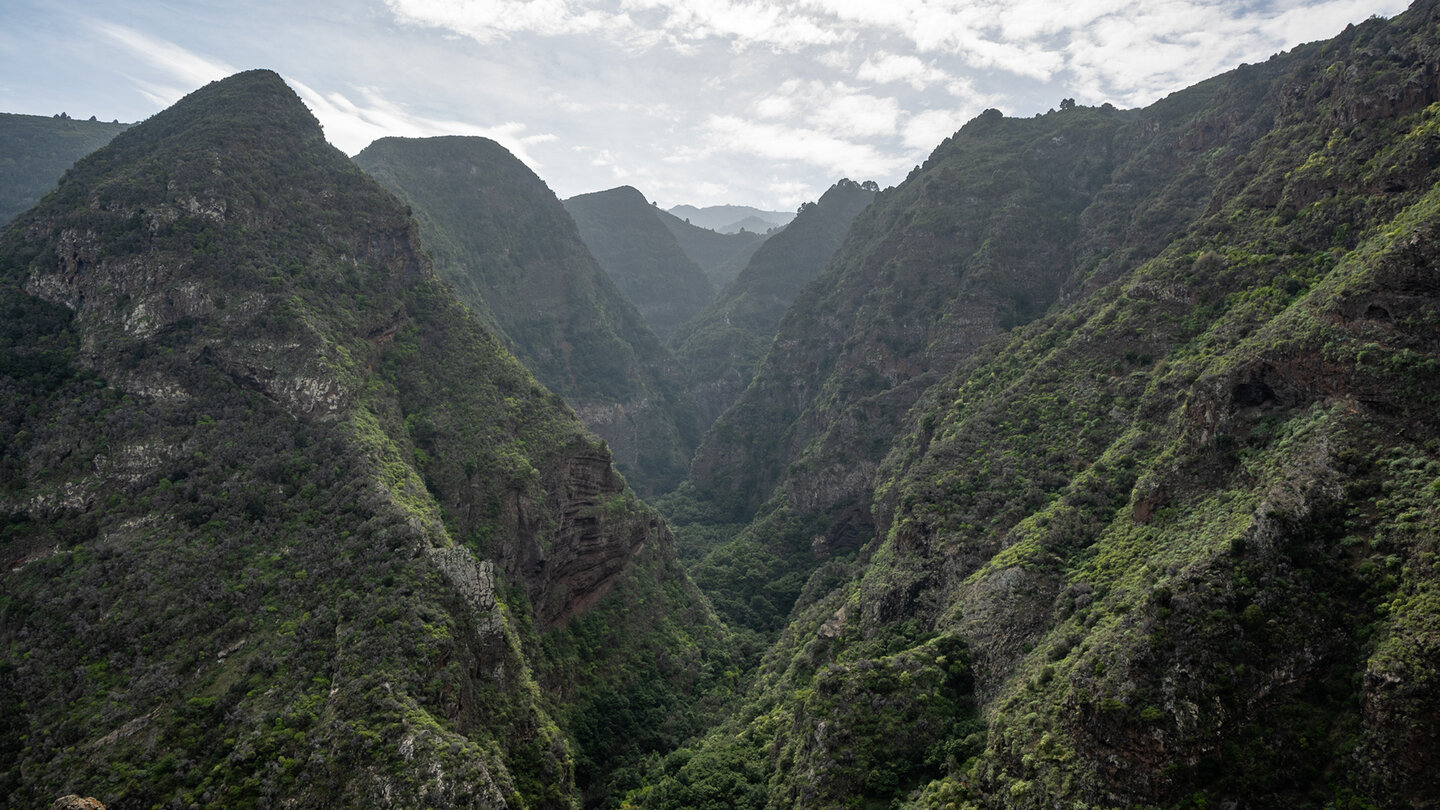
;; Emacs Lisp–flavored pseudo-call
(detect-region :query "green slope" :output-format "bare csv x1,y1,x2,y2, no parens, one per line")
0,112,129,226
353,136,696,496
654,206,766,289
636,1,1440,807
563,187,714,341
0,70,730,809
669,178,877,431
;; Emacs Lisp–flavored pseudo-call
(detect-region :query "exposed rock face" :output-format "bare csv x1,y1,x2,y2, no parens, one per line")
50,797,105,810
502,443,649,629
563,186,715,340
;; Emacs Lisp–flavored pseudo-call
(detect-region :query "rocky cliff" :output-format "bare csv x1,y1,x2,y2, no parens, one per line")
0,70,729,809
353,137,696,496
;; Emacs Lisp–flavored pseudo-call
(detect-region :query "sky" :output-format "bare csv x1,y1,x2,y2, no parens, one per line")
0,0,1412,210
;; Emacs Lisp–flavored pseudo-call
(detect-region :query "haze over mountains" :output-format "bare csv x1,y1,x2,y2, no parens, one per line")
3,2,1440,808
563,186,715,342
666,203,794,234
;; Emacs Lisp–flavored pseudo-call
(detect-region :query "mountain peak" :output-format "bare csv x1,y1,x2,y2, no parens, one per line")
570,184,649,206
130,69,320,146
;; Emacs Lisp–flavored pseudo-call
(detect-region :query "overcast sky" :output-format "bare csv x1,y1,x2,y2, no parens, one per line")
0,0,1411,210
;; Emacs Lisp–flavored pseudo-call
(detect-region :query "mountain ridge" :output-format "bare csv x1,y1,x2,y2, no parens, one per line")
639,2,1440,806
653,205,766,289
667,202,794,233
669,177,878,433
564,186,715,341
352,136,697,495
0,69,730,809
0,112,130,226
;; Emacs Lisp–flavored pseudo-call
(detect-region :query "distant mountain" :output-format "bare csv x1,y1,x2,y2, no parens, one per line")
0,112,128,225
668,202,794,233
564,186,714,340
715,215,774,234
353,136,696,495
653,206,766,288
670,178,877,430
639,1,1440,807
0,70,729,808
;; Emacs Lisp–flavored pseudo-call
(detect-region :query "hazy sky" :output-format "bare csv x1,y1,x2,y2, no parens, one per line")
0,0,1410,209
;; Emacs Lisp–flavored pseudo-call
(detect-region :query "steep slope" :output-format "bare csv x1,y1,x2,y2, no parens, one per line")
670,178,877,430
654,206,766,289
682,105,1138,634
635,2,1440,808
0,70,730,809
352,136,696,496
0,112,128,225
563,186,714,340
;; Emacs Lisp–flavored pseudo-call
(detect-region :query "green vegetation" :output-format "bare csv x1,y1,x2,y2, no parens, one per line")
653,207,766,289
0,69,729,809
0,112,129,226
563,186,714,341
637,4,1440,808
353,137,697,496
668,178,877,430
4,2,1440,806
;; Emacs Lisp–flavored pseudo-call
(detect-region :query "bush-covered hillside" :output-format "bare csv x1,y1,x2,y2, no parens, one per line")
670,178,878,431
0,70,730,810
637,1,1440,807
0,112,128,226
353,137,697,496
564,186,715,341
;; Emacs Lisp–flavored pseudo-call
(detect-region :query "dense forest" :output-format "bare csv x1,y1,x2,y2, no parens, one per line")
2,1,1439,808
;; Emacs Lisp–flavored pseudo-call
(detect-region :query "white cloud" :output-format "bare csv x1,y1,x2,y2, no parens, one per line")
383,0,620,43
701,114,910,178
89,20,236,107
902,108,978,151
750,80,901,139
91,21,236,88
857,52,946,90
286,77,555,163
767,177,814,209
388,0,846,52
807,90,900,139
382,0,1411,105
